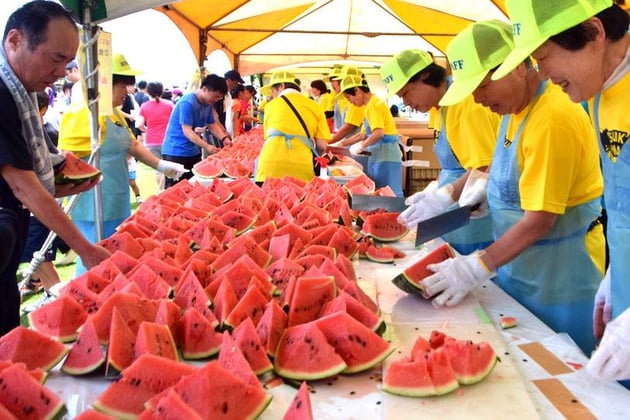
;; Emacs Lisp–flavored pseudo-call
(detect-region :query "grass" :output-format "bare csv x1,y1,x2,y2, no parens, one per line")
19,162,160,323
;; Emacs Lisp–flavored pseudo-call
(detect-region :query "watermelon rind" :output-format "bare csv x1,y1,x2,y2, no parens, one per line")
382,358,437,398
391,273,425,296
0,326,69,371
500,316,518,329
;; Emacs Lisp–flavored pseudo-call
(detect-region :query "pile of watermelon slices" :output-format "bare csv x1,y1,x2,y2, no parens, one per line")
383,330,499,398
0,173,416,418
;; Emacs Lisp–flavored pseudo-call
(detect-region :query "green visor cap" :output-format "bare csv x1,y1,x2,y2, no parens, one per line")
380,49,434,98
439,20,514,107
493,0,613,80
336,74,368,100
260,70,299,97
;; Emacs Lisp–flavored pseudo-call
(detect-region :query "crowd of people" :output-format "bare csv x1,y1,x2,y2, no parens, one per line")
1,0,629,392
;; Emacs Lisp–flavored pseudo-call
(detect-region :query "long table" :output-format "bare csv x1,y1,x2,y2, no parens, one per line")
45,237,629,419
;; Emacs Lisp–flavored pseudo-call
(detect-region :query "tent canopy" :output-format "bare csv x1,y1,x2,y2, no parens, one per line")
156,0,508,75
62,0,509,76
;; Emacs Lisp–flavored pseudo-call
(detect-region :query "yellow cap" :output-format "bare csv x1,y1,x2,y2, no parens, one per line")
380,49,434,98
260,70,299,97
336,74,367,100
439,20,514,107
323,64,344,82
112,53,142,76
493,0,613,80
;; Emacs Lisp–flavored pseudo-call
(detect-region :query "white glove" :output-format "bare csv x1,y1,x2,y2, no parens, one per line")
586,307,630,381
459,169,489,219
397,183,455,229
593,269,612,339
157,159,188,180
349,142,366,156
423,250,496,307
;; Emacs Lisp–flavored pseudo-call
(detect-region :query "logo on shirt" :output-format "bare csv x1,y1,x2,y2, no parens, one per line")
601,129,628,162
503,136,512,148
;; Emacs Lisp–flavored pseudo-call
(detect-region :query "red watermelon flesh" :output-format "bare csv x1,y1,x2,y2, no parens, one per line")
55,152,100,184
73,271,111,295
177,307,223,360
59,280,100,315
127,264,172,300
318,292,385,333
150,361,271,419
232,318,274,376
0,360,47,384
153,299,181,339
223,285,269,330
427,347,459,395
0,363,65,420
255,299,288,357
283,381,313,420
134,321,178,361
212,278,238,325
274,323,347,380
314,311,394,374
27,294,88,342
265,258,306,292
61,318,105,376
327,227,360,259
108,250,141,274
105,307,136,377
217,332,259,388
360,212,409,242
383,355,436,397
442,339,498,385
99,231,144,259
95,354,196,418
192,157,225,178
287,275,337,327
91,293,159,344
0,326,67,371
139,389,202,420
411,336,432,360
392,243,455,295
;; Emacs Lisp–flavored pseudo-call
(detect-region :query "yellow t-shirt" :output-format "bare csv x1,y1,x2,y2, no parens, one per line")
507,83,602,213
432,95,499,169
335,95,349,117
344,103,365,127
319,92,335,114
364,95,397,135
257,92,332,182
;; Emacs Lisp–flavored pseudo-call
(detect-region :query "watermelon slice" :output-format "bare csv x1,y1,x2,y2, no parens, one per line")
177,307,223,360
314,312,394,374
55,152,100,185
139,389,202,420
274,323,347,380
27,295,88,342
391,243,455,295
383,356,436,397
360,212,409,242
0,326,68,371
61,318,106,376
283,381,313,420
134,321,178,361
231,318,273,376
0,363,66,419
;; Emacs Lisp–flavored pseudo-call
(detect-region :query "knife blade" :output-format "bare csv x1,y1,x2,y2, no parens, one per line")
414,205,476,247
350,195,408,212
326,146,352,157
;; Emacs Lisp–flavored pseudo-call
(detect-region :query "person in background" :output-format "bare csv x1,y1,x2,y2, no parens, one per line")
58,53,186,275
134,80,150,107
119,83,142,140
389,104,400,118
324,65,346,131
0,0,110,335
64,58,83,105
219,69,245,137
335,75,403,197
310,79,334,132
161,74,231,188
231,84,258,137
420,19,605,355
493,0,630,383
136,81,174,191
382,49,499,255
330,66,365,143
255,71,331,184
171,88,183,103
127,156,141,204
244,85,259,131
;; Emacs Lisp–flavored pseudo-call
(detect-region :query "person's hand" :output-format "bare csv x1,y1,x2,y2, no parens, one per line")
222,137,232,147
329,141,344,147
593,269,612,339
423,250,496,307
157,160,188,180
349,142,366,156
586,307,630,381
397,183,454,229
79,245,111,269
459,169,488,219
54,176,101,197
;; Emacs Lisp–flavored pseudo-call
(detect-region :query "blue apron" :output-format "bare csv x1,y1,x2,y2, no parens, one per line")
362,120,403,197
434,106,494,255
73,112,132,275
488,82,600,354
593,93,630,319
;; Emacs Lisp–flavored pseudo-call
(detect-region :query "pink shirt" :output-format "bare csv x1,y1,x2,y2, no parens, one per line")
139,99,174,147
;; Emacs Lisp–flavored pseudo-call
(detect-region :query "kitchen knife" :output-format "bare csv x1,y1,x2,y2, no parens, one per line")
350,195,408,212
326,146,352,157
414,205,477,247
